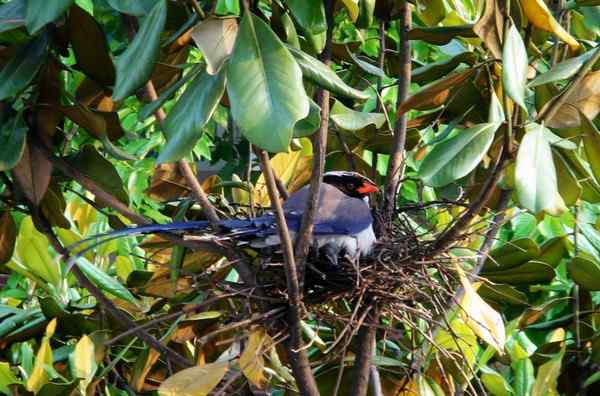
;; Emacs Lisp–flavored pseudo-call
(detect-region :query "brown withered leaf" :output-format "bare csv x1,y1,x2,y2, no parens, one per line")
12,139,52,206
36,58,63,144
0,211,16,264
58,105,123,141
397,68,474,115
75,78,106,106
474,0,505,59
147,163,189,202
546,71,600,128
191,18,238,75
38,183,70,229
68,5,115,87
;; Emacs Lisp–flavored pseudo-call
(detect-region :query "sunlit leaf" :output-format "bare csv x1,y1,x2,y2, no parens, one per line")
69,335,97,393
0,362,18,394
531,346,564,396
26,319,56,393
227,12,309,152
76,257,138,304
529,48,599,87
112,0,167,101
285,0,326,35
240,327,270,387
515,123,566,215
502,24,528,113
480,366,513,396
330,100,385,131
545,71,600,128
521,0,580,50
191,18,238,75
340,0,359,21
158,360,230,396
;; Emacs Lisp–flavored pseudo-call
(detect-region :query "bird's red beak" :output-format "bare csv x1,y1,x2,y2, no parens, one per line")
357,182,379,194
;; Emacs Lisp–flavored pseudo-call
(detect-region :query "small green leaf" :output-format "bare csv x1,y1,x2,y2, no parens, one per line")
483,238,541,272
349,50,387,78
287,45,369,100
227,12,309,152
543,127,576,150
112,0,167,101
25,0,73,34
76,257,138,304
529,48,600,87
480,366,513,396
158,68,226,163
294,98,321,138
502,24,528,113
0,34,48,100
0,0,25,34
419,122,501,187
483,260,555,285
512,358,535,396
553,150,582,205
568,254,600,290
0,114,27,171
330,100,385,131
515,123,566,215
285,0,327,35
0,362,19,394
356,0,375,28
105,0,156,16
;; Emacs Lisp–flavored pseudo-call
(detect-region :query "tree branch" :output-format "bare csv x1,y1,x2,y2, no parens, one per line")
351,305,380,396
256,149,320,396
383,1,412,222
293,0,335,284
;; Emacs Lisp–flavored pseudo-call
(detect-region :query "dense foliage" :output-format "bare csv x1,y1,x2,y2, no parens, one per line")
0,0,600,395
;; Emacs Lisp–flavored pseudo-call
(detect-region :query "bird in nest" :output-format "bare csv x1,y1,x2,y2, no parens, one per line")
69,171,379,268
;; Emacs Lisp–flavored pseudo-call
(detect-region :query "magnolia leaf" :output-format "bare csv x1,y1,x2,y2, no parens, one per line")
473,0,504,58
419,122,501,187
69,335,97,393
26,319,56,393
456,265,506,352
254,149,312,206
568,254,600,290
543,127,576,150
158,68,226,163
480,366,513,396
287,45,369,100
340,0,359,21
25,0,73,34
546,71,600,128
580,112,600,187
502,24,529,113
158,360,230,396
0,34,48,100
521,0,580,50
285,0,327,35
294,98,321,138
106,0,156,16
489,89,505,123
240,327,270,387
227,13,309,152
482,238,541,272
531,348,564,396
553,150,581,206
112,0,167,101
412,52,476,85
0,113,27,171
515,123,566,215
357,0,376,28
330,100,385,131
348,50,386,78
76,257,138,304
408,25,478,45
191,18,238,75
482,260,556,285
529,48,599,87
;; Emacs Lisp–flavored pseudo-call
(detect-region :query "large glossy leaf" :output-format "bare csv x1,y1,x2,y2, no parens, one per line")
553,150,581,206
515,123,566,215
157,68,226,163
227,13,309,152
412,52,476,85
190,18,238,75
106,0,155,16
0,34,48,100
482,238,541,272
12,140,52,206
419,122,500,187
546,71,600,128
287,45,369,100
77,257,138,304
502,24,528,113
294,98,321,138
0,114,27,171
329,100,385,131
25,0,73,34
158,360,230,396
568,254,600,290
529,48,599,87
285,0,326,35
482,260,555,285
112,0,167,101
0,0,25,33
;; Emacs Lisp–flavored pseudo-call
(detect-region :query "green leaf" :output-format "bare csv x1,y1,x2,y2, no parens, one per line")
158,68,226,163
349,50,387,78
531,349,564,396
538,237,568,268
419,122,501,187
512,358,535,396
105,0,156,16
285,0,326,35
480,366,513,396
112,0,167,101
227,12,309,152
568,254,600,290
0,0,25,34
488,89,505,123
581,111,600,184
0,34,48,100
330,100,385,131
25,0,73,34
407,25,478,45
0,114,27,171
553,150,582,206
502,23,528,113
529,48,600,87
356,0,375,28
478,283,529,306
76,257,138,304
287,45,369,100
515,123,566,215
0,362,19,394
543,127,576,150
584,371,600,388
412,52,476,85
482,260,556,285
293,98,321,138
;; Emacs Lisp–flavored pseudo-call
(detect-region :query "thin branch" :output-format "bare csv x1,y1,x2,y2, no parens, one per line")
350,305,380,396
256,148,320,396
383,1,411,222
293,0,335,285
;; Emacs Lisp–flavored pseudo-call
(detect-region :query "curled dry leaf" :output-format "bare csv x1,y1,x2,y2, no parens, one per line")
545,71,600,128
473,0,504,59
191,18,238,75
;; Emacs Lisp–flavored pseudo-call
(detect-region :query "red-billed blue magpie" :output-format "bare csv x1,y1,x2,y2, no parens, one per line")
70,171,378,266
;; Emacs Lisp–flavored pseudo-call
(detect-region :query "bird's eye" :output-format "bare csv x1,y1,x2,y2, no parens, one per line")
346,183,355,190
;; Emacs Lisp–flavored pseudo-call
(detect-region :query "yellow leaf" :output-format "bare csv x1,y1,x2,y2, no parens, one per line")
521,0,580,50
158,361,231,396
435,318,479,367
114,256,135,281
69,335,97,392
456,264,506,352
340,0,359,22
531,341,565,396
239,327,271,387
26,319,56,393
66,198,97,235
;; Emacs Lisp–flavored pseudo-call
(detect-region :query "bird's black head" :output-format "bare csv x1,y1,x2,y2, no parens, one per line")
323,171,379,199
